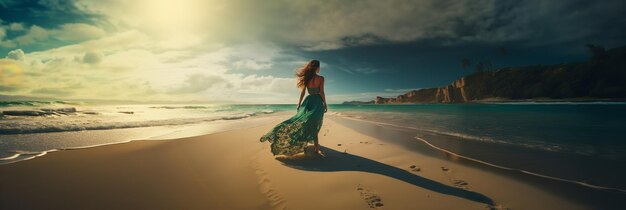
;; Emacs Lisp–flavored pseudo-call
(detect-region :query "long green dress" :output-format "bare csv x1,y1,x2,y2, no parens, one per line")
260,87,325,156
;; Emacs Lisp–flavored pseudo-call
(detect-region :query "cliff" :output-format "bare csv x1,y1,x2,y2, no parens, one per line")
370,45,626,104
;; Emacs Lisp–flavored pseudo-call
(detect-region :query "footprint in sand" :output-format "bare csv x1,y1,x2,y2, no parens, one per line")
357,184,384,209
440,166,470,190
409,165,421,172
453,180,469,188
250,155,287,209
439,167,506,209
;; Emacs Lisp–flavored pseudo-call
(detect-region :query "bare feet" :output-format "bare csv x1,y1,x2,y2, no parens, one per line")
314,143,321,154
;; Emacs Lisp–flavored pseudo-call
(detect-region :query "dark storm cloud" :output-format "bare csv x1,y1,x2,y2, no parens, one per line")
0,0,98,28
481,1,626,47
252,0,625,50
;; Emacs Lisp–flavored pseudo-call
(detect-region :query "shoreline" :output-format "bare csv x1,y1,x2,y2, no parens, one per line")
331,116,626,209
1,117,605,209
0,114,291,165
412,135,626,193
343,98,626,105
335,116,626,192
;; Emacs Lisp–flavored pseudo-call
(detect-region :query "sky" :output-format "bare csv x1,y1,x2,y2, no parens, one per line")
0,0,624,104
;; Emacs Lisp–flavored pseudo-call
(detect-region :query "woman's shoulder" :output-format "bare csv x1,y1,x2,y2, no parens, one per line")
314,75,324,85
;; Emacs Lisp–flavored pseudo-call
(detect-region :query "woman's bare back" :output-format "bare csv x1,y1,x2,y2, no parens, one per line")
307,75,323,88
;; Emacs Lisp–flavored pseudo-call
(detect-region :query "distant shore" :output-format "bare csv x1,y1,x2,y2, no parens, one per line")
346,45,626,105
343,97,626,104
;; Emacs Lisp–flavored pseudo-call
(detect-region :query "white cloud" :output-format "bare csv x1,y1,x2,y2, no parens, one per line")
1,27,305,103
224,43,280,70
81,51,102,64
301,42,344,51
0,42,15,48
233,59,272,70
238,75,294,92
9,23,25,31
167,74,231,94
0,27,5,40
353,67,379,74
0,22,107,48
27,30,151,60
14,25,49,45
52,23,106,41
6,49,25,61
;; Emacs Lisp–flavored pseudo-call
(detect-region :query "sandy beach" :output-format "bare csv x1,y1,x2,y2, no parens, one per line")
0,116,597,209
2,1,625,209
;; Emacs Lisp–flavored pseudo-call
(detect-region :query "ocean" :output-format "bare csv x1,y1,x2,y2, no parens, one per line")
1,101,625,192
0,102,293,164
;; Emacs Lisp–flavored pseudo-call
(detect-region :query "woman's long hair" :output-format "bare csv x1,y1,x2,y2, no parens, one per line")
296,60,320,88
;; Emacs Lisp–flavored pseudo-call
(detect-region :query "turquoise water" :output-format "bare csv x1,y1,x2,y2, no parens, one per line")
329,103,626,191
2,101,625,160
330,103,626,159
1,101,625,190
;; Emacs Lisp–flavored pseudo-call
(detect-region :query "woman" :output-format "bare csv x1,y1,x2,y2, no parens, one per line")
260,60,327,156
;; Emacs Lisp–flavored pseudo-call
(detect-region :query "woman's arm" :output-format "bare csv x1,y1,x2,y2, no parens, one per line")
320,76,327,113
297,86,305,111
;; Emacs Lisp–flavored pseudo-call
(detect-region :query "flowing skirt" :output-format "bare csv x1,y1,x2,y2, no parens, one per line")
260,94,325,156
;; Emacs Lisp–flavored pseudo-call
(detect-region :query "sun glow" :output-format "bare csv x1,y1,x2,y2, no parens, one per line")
0,60,23,86
131,0,220,47
140,0,204,31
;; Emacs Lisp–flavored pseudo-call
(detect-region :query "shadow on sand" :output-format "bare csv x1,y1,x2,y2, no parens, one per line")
276,146,495,206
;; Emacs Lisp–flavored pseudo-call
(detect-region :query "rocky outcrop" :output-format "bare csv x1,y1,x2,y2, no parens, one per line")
373,77,468,104
435,77,467,103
